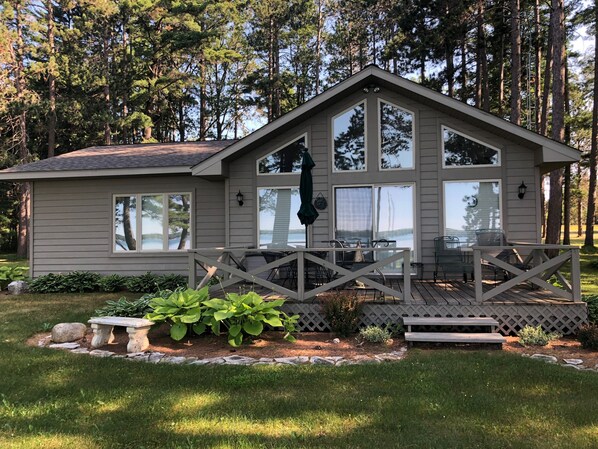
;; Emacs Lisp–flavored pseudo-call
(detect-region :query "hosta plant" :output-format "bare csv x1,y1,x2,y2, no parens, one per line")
200,292,299,347
145,287,209,341
0,266,28,290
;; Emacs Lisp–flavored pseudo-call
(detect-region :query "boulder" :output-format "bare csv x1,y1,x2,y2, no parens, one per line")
7,281,28,295
51,323,87,343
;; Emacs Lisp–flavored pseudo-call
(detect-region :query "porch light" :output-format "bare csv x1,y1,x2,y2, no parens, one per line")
236,190,244,206
518,181,527,200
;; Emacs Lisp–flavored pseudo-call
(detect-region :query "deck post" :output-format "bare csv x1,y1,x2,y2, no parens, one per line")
188,252,197,289
297,251,305,301
402,249,411,302
473,248,483,303
571,248,581,302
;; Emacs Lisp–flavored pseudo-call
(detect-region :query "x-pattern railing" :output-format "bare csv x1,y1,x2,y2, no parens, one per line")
188,247,411,302
472,244,581,302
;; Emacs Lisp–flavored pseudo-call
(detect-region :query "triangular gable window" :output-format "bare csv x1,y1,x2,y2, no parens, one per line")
442,126,500,167
258,135,307,174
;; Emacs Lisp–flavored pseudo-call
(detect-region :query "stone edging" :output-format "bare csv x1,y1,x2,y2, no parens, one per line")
44,340,407,366
524,353,598,372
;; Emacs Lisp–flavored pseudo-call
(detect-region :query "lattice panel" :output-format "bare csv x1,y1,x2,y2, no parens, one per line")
282,303,588,335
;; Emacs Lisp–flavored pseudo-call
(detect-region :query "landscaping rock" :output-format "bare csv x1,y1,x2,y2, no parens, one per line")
563,358,584,365
148,352,165,364
51,323,87,343
188,359,212,366
49,342,80,350
351,355,380,364
7,280,28,295
70,348,90,354
375,353,405,362
223,355,256,365
274,356,309,364
562,364,583,370
332,338,341,344
160,356,188,364
530,354,558,364
310,356,335,365
89,349,114,357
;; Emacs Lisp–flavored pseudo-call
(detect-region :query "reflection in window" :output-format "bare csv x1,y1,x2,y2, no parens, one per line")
258,188,304,247
334,103,366,171
114,196,137,251
380,101,414,169
114,193,191,252
168,194,191,250
258,136,306,174
443,127,500,166
444,181,501,244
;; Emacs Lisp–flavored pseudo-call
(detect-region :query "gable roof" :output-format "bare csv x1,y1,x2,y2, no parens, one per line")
0,141,235,180
192,65,580,177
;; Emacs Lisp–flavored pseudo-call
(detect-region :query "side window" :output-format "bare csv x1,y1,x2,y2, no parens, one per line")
258,135,307,174
333,102,366,171
443,126,500,167
379,100,414,169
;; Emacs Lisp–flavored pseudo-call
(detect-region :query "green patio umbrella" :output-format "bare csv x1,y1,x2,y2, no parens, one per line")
297,149,319,246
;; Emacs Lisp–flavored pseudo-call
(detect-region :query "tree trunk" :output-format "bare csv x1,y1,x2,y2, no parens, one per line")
577,164,582,237
460,39,467,101
533,0,542,131
103,30,111,145
47,0,56,158
199,57,207,140
545,0,565,247
540,18,553,136
584,4,598,248
563,55,571,245
510,0,521,125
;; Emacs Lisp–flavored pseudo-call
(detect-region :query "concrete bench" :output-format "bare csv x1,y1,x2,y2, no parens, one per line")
88,317,154,353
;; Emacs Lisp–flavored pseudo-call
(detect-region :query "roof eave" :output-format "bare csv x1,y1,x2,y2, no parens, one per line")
0,165,192,181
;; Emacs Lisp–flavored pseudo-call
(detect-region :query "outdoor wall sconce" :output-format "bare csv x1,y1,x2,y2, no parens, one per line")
518,181,527,200
236,190,244,206
362,84,380,93
466,196,478,208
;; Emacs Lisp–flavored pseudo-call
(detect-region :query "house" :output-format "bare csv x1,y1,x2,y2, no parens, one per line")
0,66,586,335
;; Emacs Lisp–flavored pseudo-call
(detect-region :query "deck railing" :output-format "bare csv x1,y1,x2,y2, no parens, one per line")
472,243,581,303
188,247,411,302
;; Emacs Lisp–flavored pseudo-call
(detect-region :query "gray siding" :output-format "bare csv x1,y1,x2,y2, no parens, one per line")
227,89,539,278
32,175,225,277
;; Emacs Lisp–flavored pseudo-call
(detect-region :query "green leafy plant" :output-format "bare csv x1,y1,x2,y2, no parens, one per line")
29,273,68,293
145,288,209,340
95,294,158,318
577,324,598,350
156,274,187,291
359,325,392,344
61,271,101,292
0,266,28,290
517,325,561,347
319,291,364,337
582,294,598,324
200,292,299,347
125,272,160,293
98,274,127,292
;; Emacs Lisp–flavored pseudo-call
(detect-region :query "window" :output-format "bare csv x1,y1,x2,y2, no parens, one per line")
379,100,414,169
114,193,191,252
333,102,366,171
334,184,415,272
444,181,501,245
442,126,500,167
258,135,307,174
258,188,304,247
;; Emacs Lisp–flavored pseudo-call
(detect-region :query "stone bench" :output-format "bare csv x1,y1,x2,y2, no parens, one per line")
88,317,154,353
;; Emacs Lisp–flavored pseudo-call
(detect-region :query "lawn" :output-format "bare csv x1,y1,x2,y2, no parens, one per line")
1,293,597,449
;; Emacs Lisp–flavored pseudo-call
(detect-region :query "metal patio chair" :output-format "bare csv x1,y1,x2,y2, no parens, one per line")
433,236,473,282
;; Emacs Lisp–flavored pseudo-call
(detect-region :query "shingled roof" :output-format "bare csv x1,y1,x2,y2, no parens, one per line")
0,140,235,180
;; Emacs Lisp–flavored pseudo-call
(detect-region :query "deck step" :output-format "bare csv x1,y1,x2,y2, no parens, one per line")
403,317,498,327
405,332,505,344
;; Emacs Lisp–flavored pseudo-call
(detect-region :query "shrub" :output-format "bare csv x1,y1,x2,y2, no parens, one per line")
582,294,598,324
61,271,101,292
29,273,68,293
156,274,187,291
517,325,560,347
0,266,28,290
319,291,364,337
94,292,162,318
98,274,127,292
577,324,598,350
125,272,160,293
359,325,392,344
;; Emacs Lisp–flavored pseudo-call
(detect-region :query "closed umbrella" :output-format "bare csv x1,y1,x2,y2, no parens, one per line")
297,149,319,246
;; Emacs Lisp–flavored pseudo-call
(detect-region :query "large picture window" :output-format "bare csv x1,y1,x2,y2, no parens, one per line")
442,126,500,167
258,188,304,247
114,193,191,252
443,181,501,245
257,135,307,174
334,184,415,272
379,100,414,169
333,102,366,171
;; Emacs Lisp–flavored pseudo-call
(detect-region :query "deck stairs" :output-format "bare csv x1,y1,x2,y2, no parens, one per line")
403,317,505,347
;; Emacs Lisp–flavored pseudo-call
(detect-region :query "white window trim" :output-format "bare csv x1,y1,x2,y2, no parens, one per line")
256,186,303,248
441,125,502,169
377,98,416,171
256,133,308,176
442,179,503,240
331,100,368,173
332,182,418,267
112,192,193,254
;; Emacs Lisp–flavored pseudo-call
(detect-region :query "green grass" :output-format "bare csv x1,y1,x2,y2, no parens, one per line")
0,293,597,448
0,253,29,271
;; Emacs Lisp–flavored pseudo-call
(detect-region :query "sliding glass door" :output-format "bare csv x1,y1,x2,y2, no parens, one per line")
334,184,415,272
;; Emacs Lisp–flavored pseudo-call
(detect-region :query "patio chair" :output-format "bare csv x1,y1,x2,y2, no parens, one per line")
262,251,296,287
474,229,529,281
433,236,473,282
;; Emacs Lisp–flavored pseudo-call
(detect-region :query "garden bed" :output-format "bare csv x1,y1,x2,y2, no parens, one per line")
503,335,598,367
